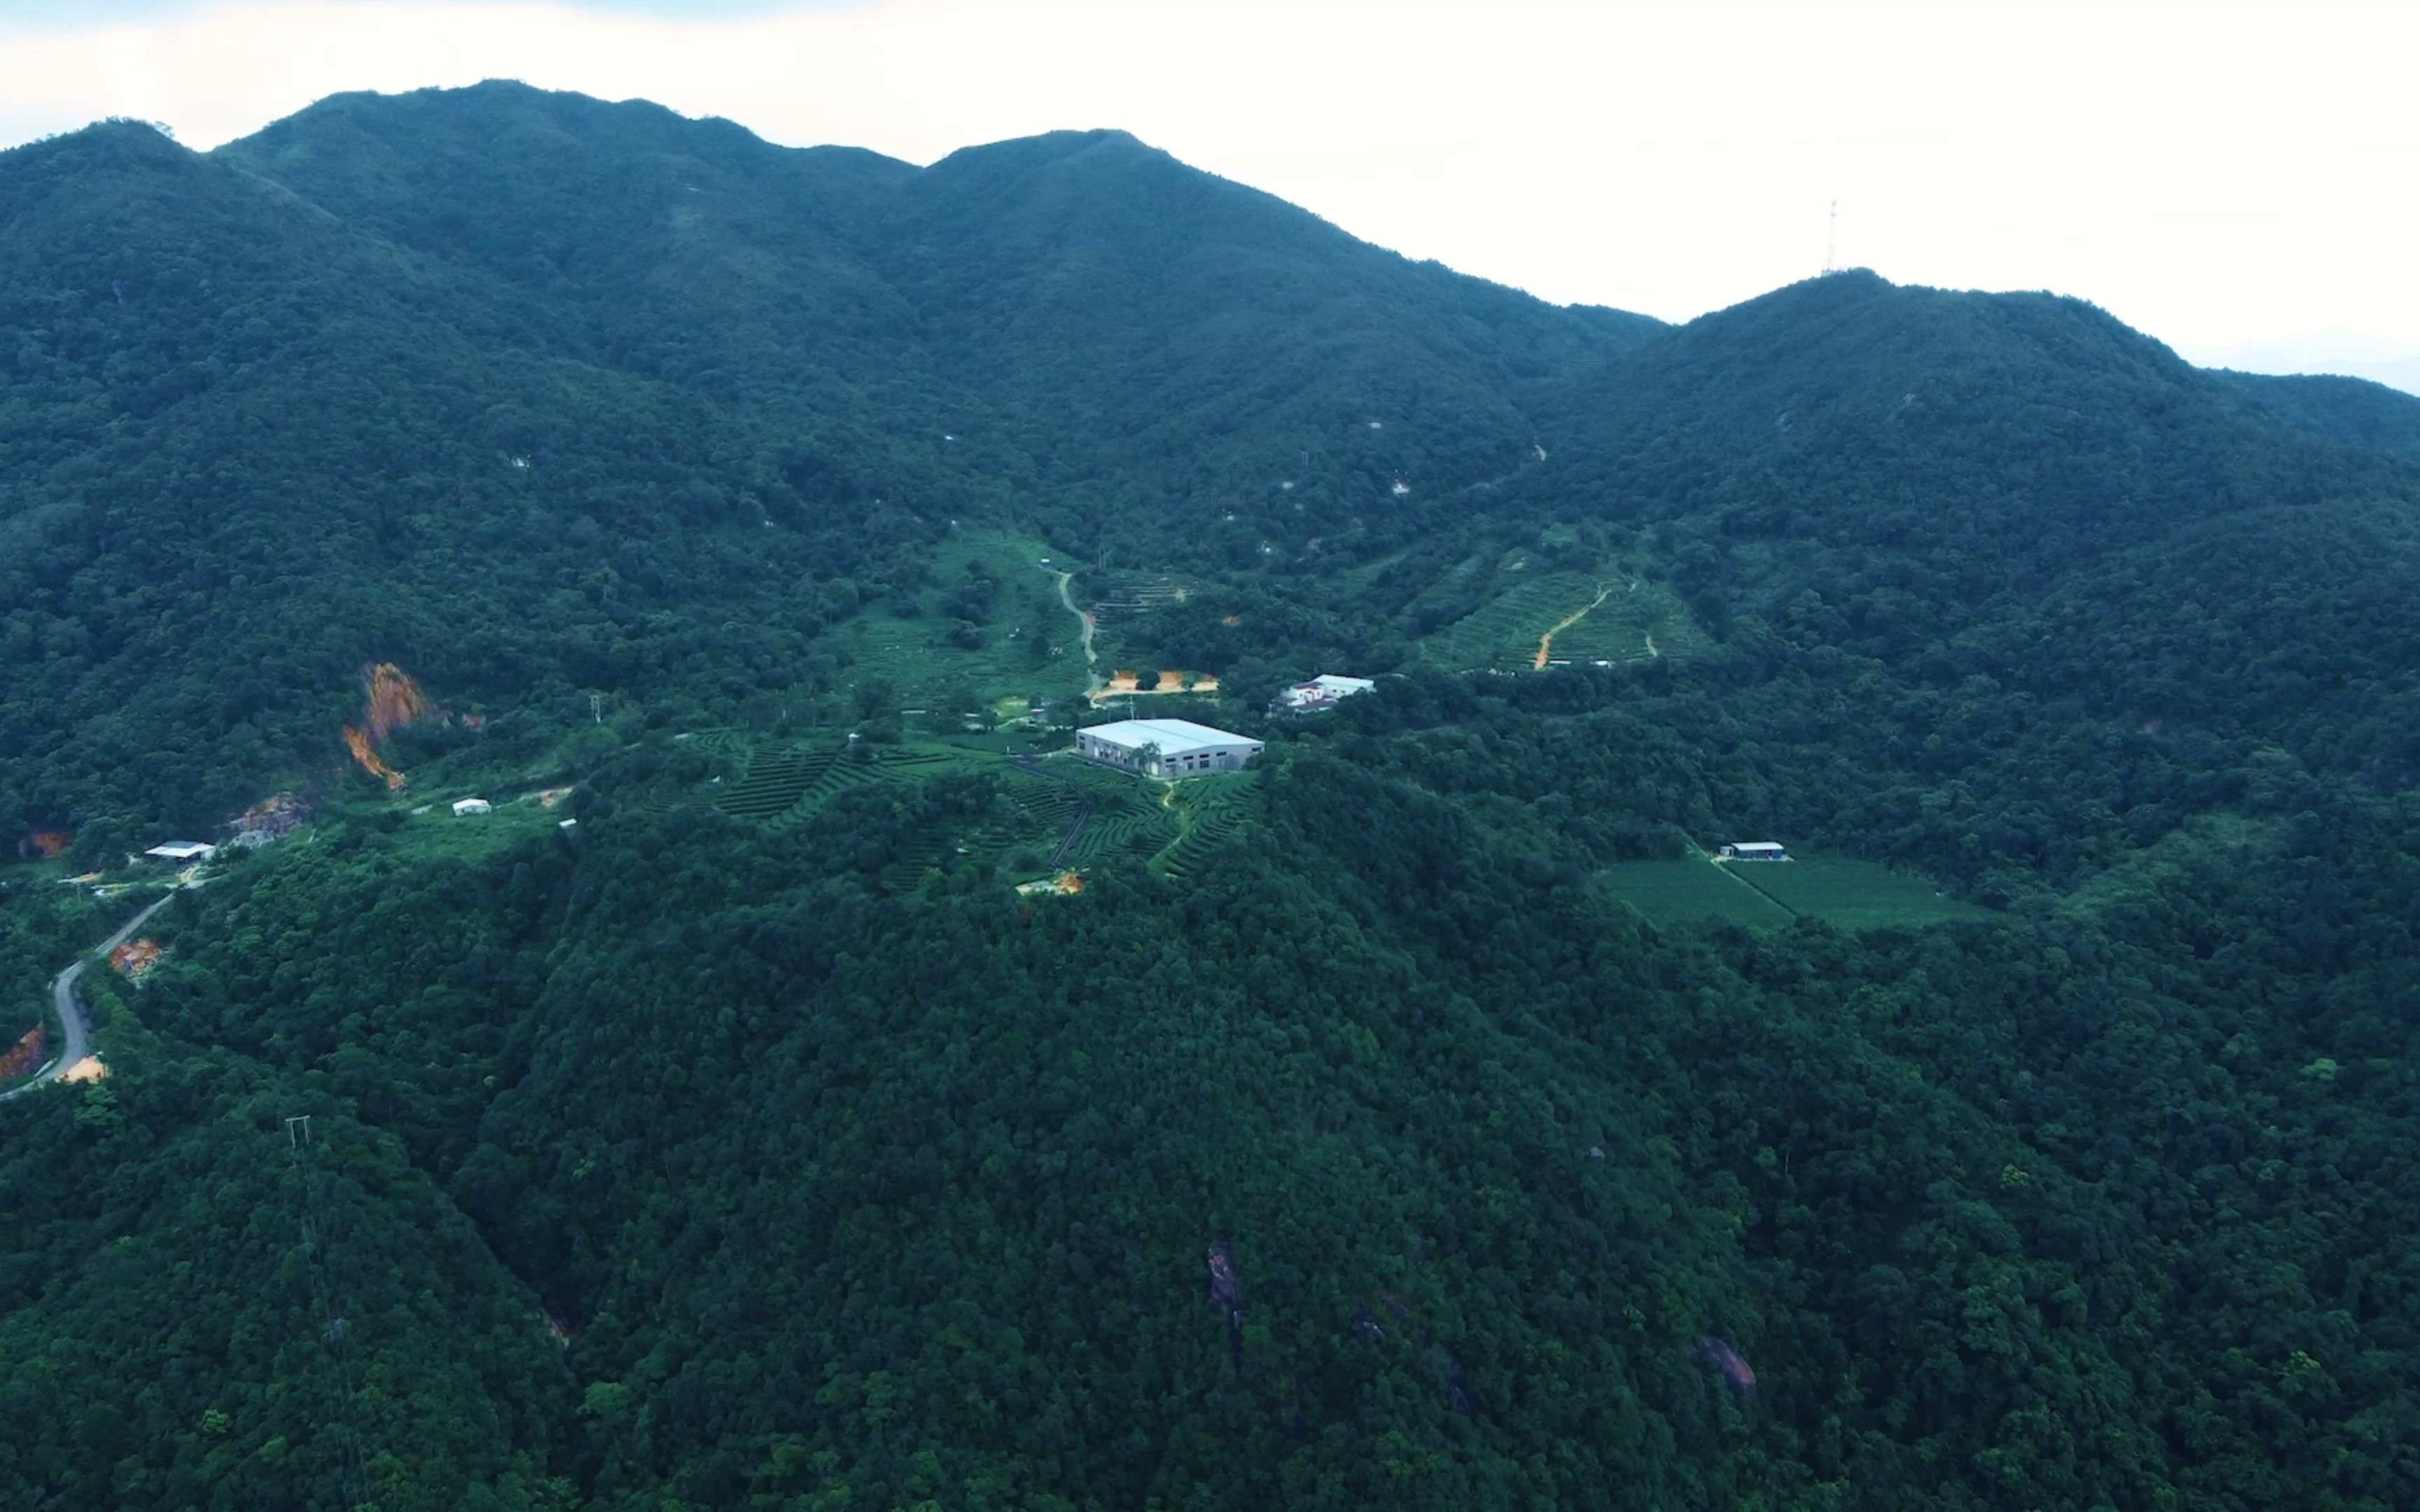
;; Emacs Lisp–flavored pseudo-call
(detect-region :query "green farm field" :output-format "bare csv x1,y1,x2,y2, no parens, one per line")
1732,857,1996,930
1412,559,1709,671
819,528,1090,713
385,790,573,862
1601,854,1994,931
1598,858,1793,928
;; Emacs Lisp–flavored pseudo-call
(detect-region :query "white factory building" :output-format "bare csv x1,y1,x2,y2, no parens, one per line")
1077,719,1264,779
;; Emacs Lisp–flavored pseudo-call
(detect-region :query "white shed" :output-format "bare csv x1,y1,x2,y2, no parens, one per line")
1721,841,1788,862
452,798,494,817
1278,674,1376,710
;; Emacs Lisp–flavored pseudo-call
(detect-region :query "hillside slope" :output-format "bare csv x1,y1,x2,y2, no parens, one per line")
1497,272,2420,814
0,85,1658,846
7,86,2420,1512
2206,368,2420,457
220,84,1658,559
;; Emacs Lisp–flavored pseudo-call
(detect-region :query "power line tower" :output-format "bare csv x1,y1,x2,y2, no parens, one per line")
1823,200,1839,276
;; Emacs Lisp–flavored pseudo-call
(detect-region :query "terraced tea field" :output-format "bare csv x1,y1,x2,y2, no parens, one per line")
1059,769,1178,866
1151,776,1256,877
1537,580,1711,666
1417,571,1604,670
1601,853,1996,932
1598,858,1794,928
1732,858,1996,930
1417,571,1709,671
716,747,816,818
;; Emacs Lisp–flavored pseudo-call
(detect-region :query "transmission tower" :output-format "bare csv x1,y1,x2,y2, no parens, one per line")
1823,200,1838,276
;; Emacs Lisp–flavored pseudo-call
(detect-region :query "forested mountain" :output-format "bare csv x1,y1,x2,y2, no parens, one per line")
2207,368,2420,458
6,83,2420,1511
0,83,1657,845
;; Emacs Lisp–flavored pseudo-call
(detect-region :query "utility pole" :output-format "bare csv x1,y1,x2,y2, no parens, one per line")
1823,200,1838,276
590,692,603,724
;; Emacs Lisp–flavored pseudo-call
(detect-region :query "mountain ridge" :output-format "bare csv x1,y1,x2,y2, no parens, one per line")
6,81,2420,1512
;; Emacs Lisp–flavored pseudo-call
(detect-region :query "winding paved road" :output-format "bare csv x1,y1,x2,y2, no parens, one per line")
1,892,176,1103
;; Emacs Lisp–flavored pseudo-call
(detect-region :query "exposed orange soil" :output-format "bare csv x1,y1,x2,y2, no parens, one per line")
109,938,165,981
0,1026,46,1079
345,727,405,790
25,831,69,858
360,662,431,737
343,662,433,789
60,1057,109,1084
1015,870,1087,897
1091,670,1220,704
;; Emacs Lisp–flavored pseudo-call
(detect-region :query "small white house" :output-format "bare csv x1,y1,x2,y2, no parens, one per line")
1720,841,1788,862
1278,674,1376,711
452,798,494,817
143,841,216,863
1078,719,1263,779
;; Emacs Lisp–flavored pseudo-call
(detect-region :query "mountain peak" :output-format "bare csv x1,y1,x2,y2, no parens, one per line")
3,113,192,170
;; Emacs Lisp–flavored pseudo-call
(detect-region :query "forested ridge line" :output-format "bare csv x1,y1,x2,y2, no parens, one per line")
5,77,2420,1511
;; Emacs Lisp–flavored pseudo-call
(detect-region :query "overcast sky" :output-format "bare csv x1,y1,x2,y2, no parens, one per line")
5,0,2415,384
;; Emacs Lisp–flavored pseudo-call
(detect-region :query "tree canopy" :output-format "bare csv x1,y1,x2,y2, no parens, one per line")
4,80,2419,1511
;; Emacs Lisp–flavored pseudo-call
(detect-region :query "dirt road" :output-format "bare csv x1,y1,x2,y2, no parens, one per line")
1534,584,1615,670
1051,568,1106,697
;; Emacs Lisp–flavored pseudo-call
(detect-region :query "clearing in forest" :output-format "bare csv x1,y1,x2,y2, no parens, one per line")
1534,583,1615,668
667,734,1211,890
1730,858,1996,930
1094,668,1221,705
385,789,570,862
1414,559,1706,671
1599,858,1795,928
1603,853,1991,931
820,528,1090,713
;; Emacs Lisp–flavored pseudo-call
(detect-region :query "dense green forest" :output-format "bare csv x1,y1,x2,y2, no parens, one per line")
6,81,2420,1509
